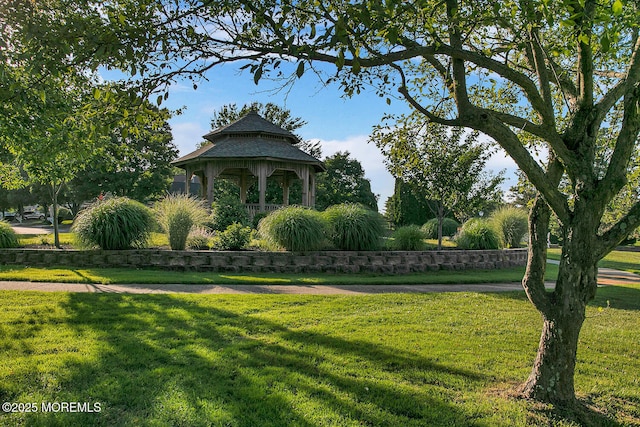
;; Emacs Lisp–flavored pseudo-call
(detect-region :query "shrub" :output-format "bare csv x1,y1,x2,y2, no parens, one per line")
323,203,386,251
155,194,209,250
187,226,213,250
455,218,501,250
421,217,460,239
490,207,528,248
209,195,249,231
390,225,426,250
0,221,19,248
258,206,327,251
216,222,252,250
73,197,154,250
58,206,74,221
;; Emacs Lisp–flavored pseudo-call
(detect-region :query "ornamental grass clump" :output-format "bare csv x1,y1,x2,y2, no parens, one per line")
0,221,19,248
455,218,502,250
323,203,386,251
258,206,327,251
155,194,209,250
186,226,213,250
490,206,528,248
390,225,426,250
73,197,154,250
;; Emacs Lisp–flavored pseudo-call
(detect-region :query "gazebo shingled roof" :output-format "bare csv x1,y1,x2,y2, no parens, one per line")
203,110,299,141
172,111,324,171
171,110,325,214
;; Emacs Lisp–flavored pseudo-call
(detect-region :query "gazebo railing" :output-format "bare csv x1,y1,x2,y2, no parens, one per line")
245,203,282,219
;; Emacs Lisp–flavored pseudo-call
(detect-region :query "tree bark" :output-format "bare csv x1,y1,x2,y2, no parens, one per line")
520,261,596,404
520,296,586,404
520,201,599,405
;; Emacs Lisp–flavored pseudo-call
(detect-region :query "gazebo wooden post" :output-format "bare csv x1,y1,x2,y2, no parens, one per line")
185,166,192,195
309,170,316,208
258,163,267,212
239,171,248,204
205,163,215,207
301,167,310,206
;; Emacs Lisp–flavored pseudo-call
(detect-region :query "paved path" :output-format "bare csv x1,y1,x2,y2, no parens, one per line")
0,281,553,294
10,224,70,234
0,267,636,294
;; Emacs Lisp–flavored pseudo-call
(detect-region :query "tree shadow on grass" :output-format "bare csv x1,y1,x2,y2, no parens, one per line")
11,294,490,427
523,398,629,427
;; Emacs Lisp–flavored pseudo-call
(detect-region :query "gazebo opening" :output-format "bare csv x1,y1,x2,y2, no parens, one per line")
172,111,325,218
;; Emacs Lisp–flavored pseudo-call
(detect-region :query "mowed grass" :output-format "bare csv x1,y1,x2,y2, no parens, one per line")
17,232,169,248
548,248,640,275
0,286,638,426
0,264,559,286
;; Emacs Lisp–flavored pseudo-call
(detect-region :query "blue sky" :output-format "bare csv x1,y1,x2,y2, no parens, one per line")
159,62,519,212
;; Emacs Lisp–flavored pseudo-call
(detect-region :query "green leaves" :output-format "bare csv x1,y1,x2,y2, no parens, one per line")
612,0,623,15
253,66,262,85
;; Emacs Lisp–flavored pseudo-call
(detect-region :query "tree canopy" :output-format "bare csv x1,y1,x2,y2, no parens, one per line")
65,106,177,208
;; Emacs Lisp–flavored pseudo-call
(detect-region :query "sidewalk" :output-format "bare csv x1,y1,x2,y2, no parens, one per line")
0,246,637,295
0,281,551,294
0,267,636,294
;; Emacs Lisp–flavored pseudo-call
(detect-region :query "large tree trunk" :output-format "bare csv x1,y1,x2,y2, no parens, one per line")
520,197,599,405
520,264,595,404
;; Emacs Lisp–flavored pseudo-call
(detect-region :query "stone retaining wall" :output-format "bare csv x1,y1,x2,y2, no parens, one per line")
0,248,528,274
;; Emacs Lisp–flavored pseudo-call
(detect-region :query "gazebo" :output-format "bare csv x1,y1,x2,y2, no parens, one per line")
172,111,325,217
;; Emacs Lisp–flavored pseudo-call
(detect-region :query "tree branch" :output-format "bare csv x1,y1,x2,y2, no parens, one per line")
465,111,571,223
522,195,553,315
576,0,596,107
597,200,640,258
446,0,472,110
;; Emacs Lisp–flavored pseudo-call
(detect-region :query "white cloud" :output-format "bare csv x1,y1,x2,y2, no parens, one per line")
170,121,208,155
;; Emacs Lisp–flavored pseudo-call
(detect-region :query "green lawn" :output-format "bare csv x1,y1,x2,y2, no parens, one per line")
0,264,559,286
548,248,640,275
0,286,638,426
17,232,169,248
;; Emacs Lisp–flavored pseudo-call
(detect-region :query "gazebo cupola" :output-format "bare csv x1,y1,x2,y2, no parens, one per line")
172,111,325,216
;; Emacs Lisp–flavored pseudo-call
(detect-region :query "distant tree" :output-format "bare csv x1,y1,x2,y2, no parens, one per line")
65,106,177,208
384,179,434,228
508,170,538,209
373,121,504,249
315,151,378,212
